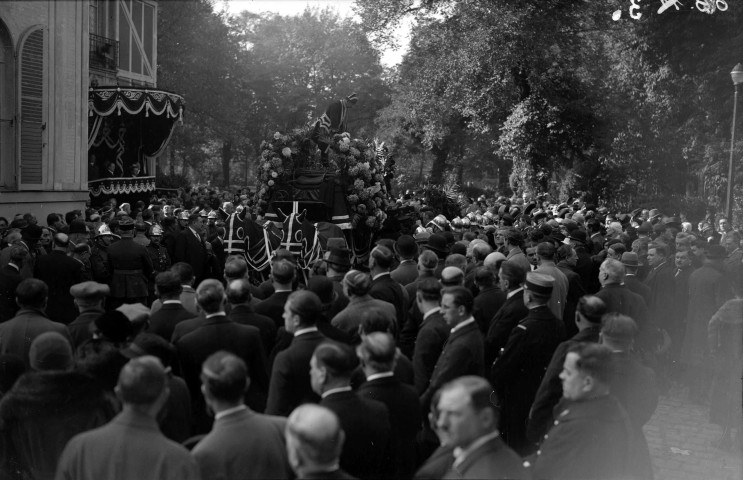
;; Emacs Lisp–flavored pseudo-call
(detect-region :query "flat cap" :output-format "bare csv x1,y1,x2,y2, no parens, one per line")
440,266,464,286
621,252,639,267
343,269,371,292
70,281,110,299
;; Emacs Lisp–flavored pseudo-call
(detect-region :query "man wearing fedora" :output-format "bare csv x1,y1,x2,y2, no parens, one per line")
621,252,651,305
391,235,418,286
423,233,449,278
324,246,352,316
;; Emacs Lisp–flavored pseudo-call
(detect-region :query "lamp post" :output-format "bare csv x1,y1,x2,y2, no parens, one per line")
726,63,743,222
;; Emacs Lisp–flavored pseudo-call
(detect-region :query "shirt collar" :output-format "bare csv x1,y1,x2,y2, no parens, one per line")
451,316,475,334
294,326,318,337
366,372,394,382
205,311,226,319
6,263,19,272
162,300,182,305
214,404,247,420
321,386,352,398
453,430,501,468
423,306,441,321
507,287,524,299
372,272,390,281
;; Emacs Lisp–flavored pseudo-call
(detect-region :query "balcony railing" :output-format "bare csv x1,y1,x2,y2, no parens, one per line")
89,33,118,71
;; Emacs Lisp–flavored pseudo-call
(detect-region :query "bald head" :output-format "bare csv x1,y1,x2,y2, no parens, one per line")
286,404,345,473
226,278,251,305
600,258,625,286
472,242,492,261
440,266,464,287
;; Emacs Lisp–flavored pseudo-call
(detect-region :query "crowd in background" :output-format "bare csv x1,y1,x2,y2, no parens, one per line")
0,188,740,480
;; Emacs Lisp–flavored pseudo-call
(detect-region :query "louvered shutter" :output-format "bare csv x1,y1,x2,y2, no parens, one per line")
19,27,44,187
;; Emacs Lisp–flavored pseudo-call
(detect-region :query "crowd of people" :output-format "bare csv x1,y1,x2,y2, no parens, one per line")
0,188,741,480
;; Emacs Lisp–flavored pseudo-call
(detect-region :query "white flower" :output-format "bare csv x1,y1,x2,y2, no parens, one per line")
274,132,281,140
342,137,351,144
268,180,275,186
282,147,292,158
271,171,278,178
262,162,270,170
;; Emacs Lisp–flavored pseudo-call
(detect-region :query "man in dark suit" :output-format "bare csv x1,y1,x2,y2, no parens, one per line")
369,245,408,331
490,272,565,455
436,376,529,479
412,278,449,395
472,267,506,335
255,260,295,330
147,271,193,341
227,278,277,353
68,281,109,350
34,233,87,324
527,295,605,445
621,252,651,305
420,286,484,412
175,279,269,434
173,213,208,285
556,244,586,338
390,235,419,286
265,290,326,416
107,218,153,307
595,258,651,350
357,332,420,479
192,351,292,480
0,279,71,368
399,251,439,358
285,404,356,480
644,243,675,339
312,341,391,480
484,261,528,367
0,245,25,322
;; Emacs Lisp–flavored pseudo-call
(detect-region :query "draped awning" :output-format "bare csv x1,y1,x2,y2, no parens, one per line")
87,87,185,199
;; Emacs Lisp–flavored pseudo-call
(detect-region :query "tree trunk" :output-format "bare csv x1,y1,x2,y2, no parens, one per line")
222,140,232,186
430,143,449,184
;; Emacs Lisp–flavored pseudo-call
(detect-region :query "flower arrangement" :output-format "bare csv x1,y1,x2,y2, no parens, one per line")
253,130,389,231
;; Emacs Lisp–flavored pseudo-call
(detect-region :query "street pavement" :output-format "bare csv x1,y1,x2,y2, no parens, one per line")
644,383,742,480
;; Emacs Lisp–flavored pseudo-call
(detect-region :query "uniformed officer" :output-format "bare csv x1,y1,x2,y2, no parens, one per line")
489,272,566,455
146,224,171,305
106,217,153,308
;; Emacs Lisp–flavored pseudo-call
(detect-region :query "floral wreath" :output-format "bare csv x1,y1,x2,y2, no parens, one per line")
254,130,390,231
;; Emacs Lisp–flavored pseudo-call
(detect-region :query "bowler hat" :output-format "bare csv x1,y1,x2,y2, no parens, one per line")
70,281,110,299
394,235,418,258
637,221,652,234
621,252,639,267
663,217,682,230
68,219,88,235
425,233,449,254
568,230,587,244
121,333,176,365
21,224,42,242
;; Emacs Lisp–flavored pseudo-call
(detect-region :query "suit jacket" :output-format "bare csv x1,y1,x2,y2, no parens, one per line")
391,260,419,287
301,470,357,480
106,237,153,300
506,248,531,276
595,284,651,348
255,290,292,330
421,320,484,410
532,395,634,480
490,305,564,453
414,445,455,480
369,273,408,329
265,330,326,416
473,286,506,335
442,435,529,480
150,286,199,317
484,290,528,367
0,308,70,368
557,262,586,338
624,274,651,305
175,315,268,433
192,408,291,480
34,251,86,324
526,326,601,443
358,375,421,479
644,260,676,330
55,409,200,480
331,295,396,340
321,390,391,480
147,302,194,341
228,303,278,353
0,264,22,322
412,309,449,394
68,309,105,350
173,229,208,284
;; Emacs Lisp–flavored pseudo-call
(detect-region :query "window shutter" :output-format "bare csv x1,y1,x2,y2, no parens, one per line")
19,27,44,186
